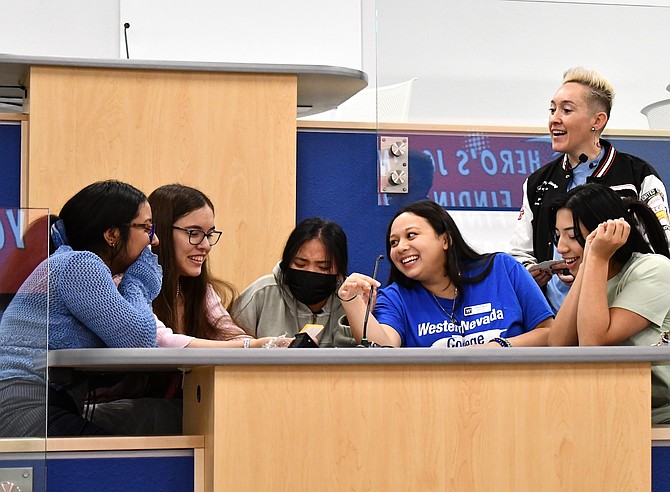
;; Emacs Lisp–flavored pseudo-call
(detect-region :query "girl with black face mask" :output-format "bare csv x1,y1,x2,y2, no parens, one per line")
231,218,357,347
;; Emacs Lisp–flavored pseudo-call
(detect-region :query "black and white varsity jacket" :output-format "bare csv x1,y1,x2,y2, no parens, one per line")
509,139,670,266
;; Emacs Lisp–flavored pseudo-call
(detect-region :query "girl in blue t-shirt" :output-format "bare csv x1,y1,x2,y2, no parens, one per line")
338,201,553,347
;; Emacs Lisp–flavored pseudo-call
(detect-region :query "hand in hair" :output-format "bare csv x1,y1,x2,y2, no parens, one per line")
585,218,630,262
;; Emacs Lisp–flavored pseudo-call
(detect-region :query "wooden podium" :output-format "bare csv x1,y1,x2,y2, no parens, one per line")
49,346,667,491
0,53,367,288
182,358,648,491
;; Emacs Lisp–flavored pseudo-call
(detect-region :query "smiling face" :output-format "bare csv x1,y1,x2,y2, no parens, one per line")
549,82,598,164
172,205,216,277
388,212,449,286
554,208,590,275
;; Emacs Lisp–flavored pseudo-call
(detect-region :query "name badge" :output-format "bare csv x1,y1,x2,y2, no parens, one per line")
463,303,492,316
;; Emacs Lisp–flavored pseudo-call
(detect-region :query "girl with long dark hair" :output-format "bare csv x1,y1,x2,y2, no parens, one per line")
338,201,553,347
149,184,276,348
547,183,670,423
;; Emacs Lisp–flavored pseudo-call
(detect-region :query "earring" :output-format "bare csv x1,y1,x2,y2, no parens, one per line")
109,242,116,248
593,128,601,149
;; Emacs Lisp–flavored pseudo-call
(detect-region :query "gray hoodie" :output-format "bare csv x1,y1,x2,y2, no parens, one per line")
231,263,356,347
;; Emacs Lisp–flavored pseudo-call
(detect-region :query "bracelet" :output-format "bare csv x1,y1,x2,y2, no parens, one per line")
490,337,512,347
337,292,358,302
243,338,251,348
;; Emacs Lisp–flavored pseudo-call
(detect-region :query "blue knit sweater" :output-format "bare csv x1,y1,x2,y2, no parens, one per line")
0,245,162,385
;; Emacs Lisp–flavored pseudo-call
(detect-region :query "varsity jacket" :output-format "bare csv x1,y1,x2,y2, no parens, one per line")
509,139,670,266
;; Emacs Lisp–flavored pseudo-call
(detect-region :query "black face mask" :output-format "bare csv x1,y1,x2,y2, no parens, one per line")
284,268,338,307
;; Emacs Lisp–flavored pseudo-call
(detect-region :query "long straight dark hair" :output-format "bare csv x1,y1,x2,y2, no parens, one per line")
386,201,496,295
149,184,237,339
548,183,670,264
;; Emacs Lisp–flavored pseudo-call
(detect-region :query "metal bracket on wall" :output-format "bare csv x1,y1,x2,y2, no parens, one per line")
0,467,33,491
378,136,409,194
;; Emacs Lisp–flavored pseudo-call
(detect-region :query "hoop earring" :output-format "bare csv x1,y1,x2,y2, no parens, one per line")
592,127,601,148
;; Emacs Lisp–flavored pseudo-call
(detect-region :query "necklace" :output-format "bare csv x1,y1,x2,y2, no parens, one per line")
431,287,458,324
176,280,181,300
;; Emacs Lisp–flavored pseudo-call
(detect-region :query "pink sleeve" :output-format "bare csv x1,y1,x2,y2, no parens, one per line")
205,285,251,341
155,314,195,348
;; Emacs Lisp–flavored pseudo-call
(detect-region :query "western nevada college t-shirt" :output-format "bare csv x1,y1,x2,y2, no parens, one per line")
374,254,553,347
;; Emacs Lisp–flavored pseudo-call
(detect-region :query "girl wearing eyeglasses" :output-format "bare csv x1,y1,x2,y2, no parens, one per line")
148,184,277,348
0,180,162,437
86,184,284,435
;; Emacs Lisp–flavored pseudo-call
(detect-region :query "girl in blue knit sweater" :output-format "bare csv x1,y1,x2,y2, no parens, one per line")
0,180,162,437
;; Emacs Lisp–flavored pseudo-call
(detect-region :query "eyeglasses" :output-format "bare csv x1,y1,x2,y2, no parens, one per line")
123,222,156,242
172,226,222,246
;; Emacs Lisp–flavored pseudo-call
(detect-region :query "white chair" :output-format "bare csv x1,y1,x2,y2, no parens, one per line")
333,77,417,122
641,99,670,129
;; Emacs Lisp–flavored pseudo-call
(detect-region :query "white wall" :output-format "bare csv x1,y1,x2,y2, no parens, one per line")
2,0,668,128
451,210,519,254
0,0,362,69
375,0,670,129
118,0,362,69
0,0,120,58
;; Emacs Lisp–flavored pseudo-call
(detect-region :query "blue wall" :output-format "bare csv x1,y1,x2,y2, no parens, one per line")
297,130,395,281
296,130,670,282
0,455,193,492
654,446,670,491
0,123,21,207
48,455,194,491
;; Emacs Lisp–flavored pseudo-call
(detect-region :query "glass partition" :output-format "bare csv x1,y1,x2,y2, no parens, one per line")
372,0,670,251
294,1,670,271
376,0,670,129
0,208,51,491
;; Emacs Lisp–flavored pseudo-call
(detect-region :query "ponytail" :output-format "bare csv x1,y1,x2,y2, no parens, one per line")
623,198,670,258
